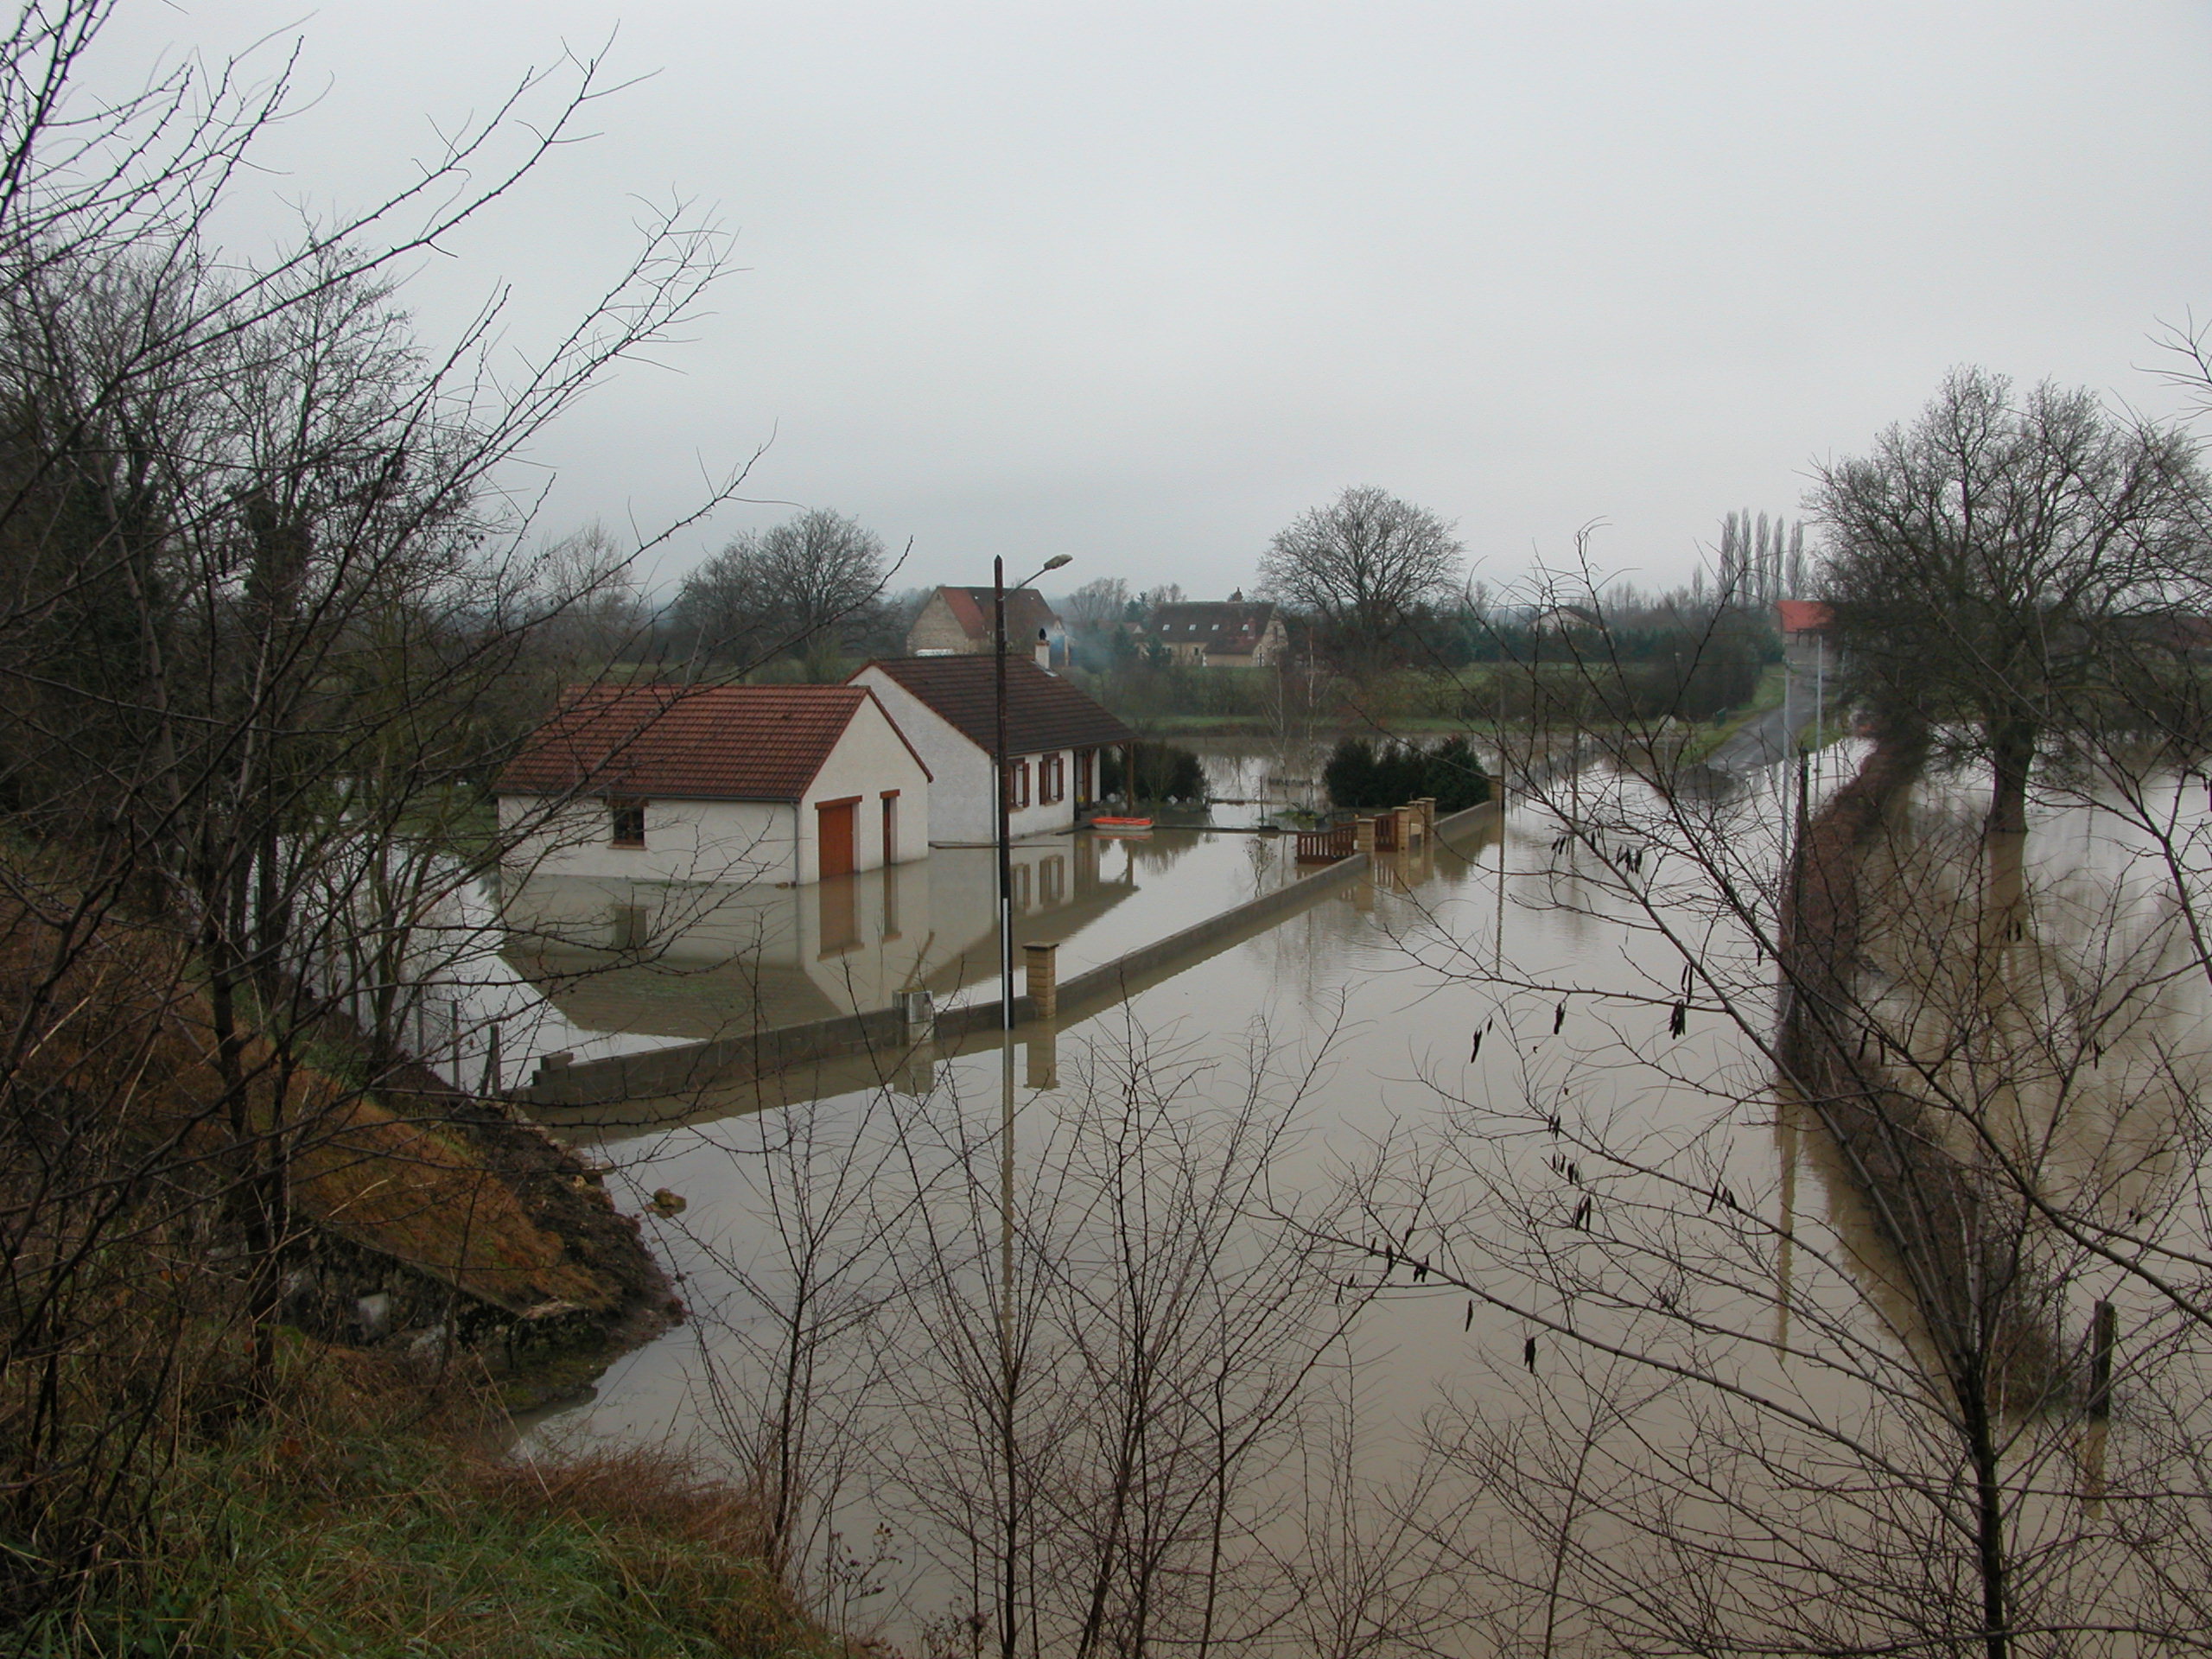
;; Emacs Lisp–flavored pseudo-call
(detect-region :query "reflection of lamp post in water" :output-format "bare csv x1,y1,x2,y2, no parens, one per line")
991,550,1068,1659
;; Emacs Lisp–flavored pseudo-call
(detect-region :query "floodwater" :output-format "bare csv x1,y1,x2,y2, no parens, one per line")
499,826,1306,1047
509,738,2212,1656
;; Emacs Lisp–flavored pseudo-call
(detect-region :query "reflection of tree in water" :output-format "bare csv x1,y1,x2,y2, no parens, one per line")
1184,734,1333,813
1113,828,1205,875
1853,792,2208,1239
1336,732,2212,1656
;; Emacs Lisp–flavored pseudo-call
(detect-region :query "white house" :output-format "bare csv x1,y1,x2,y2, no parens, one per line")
850,656,1131,845
497,683,931,886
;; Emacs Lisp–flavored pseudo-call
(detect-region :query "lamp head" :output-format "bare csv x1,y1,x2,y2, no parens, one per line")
1042,554,1073,572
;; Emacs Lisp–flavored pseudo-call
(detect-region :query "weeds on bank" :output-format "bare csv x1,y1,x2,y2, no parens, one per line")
15,1352,829,1659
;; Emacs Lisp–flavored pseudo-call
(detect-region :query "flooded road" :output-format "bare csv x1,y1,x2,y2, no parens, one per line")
509,738,2212,1656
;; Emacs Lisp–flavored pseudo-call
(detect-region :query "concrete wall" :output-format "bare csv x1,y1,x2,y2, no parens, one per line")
853,666,1082,843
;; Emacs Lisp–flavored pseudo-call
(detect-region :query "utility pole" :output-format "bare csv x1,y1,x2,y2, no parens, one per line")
991,550,1068,1659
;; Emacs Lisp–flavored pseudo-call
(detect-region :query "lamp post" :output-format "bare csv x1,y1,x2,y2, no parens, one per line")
995,554,1071,1044
990,550,1068,1659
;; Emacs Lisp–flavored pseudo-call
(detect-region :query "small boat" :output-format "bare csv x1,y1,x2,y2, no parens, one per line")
1090,815,1154,831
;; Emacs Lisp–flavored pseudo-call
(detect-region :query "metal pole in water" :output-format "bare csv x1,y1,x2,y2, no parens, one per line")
1497,785,1508,979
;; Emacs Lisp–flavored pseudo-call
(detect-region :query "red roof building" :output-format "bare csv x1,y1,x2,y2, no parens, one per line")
497,683,931,886
906,585,1067,664
1776,600,1834,637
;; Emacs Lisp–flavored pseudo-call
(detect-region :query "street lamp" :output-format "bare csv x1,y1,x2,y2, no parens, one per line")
989,550,1068,1659
995,554,1071,1036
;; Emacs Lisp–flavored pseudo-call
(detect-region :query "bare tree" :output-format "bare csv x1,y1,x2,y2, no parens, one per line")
671,506,894,675
871,1026,1380,1659
1320,543,2212,1656
1811,366,2212,833
1058,575,1131,634
1259,486,1465,672
0,4,756,1624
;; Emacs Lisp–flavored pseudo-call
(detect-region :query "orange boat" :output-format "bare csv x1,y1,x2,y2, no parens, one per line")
1090,816,1154,831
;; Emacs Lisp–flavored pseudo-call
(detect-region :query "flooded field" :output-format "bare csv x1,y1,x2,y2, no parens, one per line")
511,739,2212,1656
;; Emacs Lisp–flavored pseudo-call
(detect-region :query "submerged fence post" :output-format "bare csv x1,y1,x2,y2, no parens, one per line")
2088,1299,2117,1418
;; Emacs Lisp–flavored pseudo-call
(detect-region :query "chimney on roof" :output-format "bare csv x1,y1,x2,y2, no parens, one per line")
1034,628,1052,671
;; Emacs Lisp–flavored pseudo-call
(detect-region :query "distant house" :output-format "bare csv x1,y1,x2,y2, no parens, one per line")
906,585,1068,666
1147,596,1288,668
850,656,1132,845
1776,600,1837,679
497,684,931,886
1775,601,1834,639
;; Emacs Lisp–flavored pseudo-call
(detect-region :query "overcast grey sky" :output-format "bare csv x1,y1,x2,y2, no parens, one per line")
110,2,2212,598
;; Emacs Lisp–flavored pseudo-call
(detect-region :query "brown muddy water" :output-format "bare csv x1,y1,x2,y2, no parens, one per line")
510,741,2212,1656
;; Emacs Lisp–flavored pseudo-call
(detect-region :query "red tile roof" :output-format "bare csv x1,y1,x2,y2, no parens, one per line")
933,586,1061,644
855,656,1131,756
499,683,928,802
1777,600,1834,635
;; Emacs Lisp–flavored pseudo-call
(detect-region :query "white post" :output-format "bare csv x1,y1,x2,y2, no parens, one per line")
1783,638,1794,759
1815,635,1826,772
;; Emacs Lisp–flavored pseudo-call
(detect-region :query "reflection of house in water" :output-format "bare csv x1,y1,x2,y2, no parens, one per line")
500,835,1135,1040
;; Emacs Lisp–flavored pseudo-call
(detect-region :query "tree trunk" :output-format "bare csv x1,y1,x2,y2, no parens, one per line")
1986,717,2035,835
1964,1385,2012,1659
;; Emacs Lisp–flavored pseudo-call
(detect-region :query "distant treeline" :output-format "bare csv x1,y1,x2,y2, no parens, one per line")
1072,616,1771,728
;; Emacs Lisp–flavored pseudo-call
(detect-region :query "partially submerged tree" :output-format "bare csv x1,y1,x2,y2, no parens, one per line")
1322,735,1489,813
1812,366,2212,831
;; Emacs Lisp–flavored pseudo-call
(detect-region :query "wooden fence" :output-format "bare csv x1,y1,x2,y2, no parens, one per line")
1294,824,1356,861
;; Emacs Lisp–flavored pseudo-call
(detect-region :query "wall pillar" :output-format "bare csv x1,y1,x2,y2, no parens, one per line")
1392,805,1413,850
1354,816,1376,856
1024,941,1058,1025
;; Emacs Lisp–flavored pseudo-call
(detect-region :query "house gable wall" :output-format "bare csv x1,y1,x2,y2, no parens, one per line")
906,592,981,656
794,695,932,881
853,664,1087,843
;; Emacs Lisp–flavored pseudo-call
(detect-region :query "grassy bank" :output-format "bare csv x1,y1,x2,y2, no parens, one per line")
2,889,715,1647
20,1352,827,1659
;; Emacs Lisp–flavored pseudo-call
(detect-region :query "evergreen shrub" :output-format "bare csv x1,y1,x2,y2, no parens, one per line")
1323,735,1490,813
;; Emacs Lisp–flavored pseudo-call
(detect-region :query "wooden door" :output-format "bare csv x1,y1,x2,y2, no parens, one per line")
817,798,858,880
